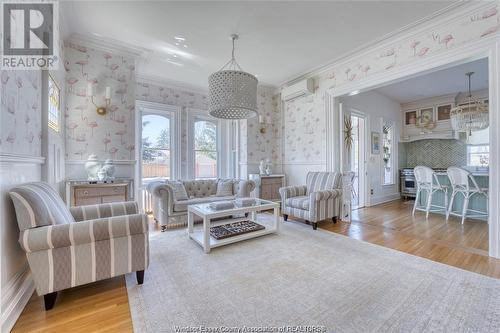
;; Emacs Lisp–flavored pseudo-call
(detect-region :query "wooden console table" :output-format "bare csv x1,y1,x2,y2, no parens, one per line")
249,174,285,202
65,179,133,207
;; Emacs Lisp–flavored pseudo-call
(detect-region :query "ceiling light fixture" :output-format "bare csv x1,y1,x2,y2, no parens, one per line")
450,72,489,136
208,34,258,119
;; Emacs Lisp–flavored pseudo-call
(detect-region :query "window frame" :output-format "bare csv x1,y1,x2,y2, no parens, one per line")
187,109,224,179
141,112,173,182
467,144,489,167
135,101,181,190
48,73,60,132
382,120,395,186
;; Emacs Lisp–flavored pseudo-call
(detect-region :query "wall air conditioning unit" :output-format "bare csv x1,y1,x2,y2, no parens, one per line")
281,78,314,101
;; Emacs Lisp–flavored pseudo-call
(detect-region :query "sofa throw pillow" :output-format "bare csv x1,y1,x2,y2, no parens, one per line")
216,179,234,197
166,181,189,201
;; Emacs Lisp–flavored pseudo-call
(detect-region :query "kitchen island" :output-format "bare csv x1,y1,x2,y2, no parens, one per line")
417,172,488,221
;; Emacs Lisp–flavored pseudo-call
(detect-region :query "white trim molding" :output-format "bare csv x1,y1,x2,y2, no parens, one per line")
1,267,34,333
280,1,482,87
136,74,208,96
67,33,151,59
65,159,137,165
0,153,45,164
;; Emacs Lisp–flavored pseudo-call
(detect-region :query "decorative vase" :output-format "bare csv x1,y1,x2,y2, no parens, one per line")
259,159,266,175
84,154,101,181
265,165,272,176
97,169,107,181
102,159,115,180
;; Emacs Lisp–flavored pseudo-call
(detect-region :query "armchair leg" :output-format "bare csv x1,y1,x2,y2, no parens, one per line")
332,216,337,224
312,222,318,230
44,292,57,311
136,270,145,285
283,214,288,221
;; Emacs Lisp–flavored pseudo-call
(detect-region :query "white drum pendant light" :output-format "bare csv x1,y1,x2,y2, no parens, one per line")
208,34,258,119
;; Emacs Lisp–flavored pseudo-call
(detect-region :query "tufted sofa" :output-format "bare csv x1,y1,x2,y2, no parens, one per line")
148,179,255,231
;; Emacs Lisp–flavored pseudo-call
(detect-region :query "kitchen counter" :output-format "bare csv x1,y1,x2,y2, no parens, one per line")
417,173,488,221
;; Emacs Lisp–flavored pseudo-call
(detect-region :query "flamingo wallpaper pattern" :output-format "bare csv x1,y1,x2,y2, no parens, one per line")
65,42,136,161
283,3,498,169
0,70,42,156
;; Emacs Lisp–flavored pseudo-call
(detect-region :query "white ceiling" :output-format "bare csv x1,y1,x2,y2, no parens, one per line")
61,1,455,90
375,58,489,103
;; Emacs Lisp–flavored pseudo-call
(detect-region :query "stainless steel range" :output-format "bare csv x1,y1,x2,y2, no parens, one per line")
400,167,447,199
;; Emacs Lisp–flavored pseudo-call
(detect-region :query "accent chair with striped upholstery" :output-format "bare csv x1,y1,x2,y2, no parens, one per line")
9,182,149,310
279,172,342,230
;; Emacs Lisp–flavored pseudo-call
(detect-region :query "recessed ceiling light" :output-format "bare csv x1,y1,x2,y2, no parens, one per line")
183,44,188,48
173,54,177,58
174,36,186,41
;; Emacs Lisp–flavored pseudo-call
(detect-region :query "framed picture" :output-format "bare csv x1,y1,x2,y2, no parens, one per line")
371,131,380,154
419,107,434,124
405,110,417,125
437,104,452,121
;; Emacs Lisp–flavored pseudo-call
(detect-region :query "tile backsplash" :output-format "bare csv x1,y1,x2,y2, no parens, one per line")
403,139,466,168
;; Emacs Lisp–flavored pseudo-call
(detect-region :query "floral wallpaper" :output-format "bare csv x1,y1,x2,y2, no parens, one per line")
283,94,325,163
246,86,281,165
135,81,207,110
0,70,42,156
65,42,136,161
319,4,499,90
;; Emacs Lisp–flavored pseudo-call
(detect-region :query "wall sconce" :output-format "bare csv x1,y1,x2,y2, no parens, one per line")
259,115,270,134
88,83,111,116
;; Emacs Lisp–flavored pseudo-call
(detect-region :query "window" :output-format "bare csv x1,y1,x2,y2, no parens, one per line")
141,114,171,182
48,74,60,132
467,145,489,167
194,119,218,178
382,122,394,185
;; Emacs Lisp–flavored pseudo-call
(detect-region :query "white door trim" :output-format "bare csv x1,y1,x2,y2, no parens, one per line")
325,36,500,258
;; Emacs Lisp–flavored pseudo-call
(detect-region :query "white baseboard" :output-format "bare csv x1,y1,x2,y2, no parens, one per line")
368,193,401,207
1,267,35,333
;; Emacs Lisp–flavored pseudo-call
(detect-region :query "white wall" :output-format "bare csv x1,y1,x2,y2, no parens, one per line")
340,91,402,206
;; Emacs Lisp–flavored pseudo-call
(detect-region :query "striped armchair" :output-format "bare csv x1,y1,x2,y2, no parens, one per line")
279,172,342,230
9,182,149,310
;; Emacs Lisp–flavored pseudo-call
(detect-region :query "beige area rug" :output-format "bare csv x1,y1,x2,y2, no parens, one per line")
126,215,500,332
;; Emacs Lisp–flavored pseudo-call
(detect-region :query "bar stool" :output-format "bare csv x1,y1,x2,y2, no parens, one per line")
413,166,448,218
446,167,488,224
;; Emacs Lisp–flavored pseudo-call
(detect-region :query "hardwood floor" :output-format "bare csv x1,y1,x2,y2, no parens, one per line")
317,199,500,279
12,200,500,332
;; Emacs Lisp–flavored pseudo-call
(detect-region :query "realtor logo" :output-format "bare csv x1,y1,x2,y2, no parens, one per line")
1,1,59,69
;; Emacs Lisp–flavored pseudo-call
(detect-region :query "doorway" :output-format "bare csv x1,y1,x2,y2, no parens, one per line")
342,108,366,210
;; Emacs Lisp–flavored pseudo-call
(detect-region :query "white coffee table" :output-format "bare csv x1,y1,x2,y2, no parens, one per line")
187,198,280,253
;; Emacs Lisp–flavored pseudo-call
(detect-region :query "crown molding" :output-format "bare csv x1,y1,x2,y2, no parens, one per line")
136,73,208,95
279,1,483,87
66,33,152,59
